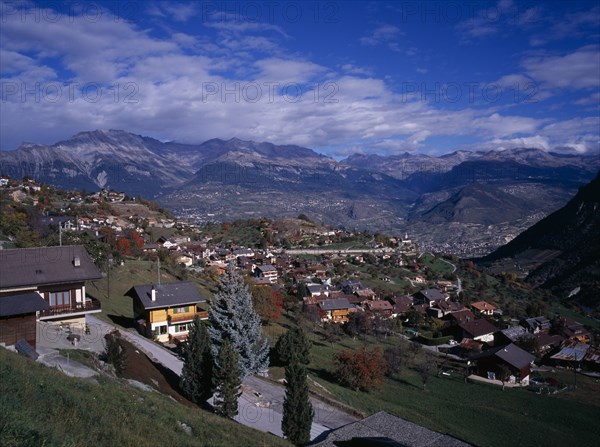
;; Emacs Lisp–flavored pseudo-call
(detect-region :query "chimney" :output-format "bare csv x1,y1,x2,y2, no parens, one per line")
151,285,156,302
73,256,81,267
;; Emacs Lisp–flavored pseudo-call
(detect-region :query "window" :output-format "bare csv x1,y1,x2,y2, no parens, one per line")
49,291,70,307
175,323,190,333
173,306,190,314
154,325,167,336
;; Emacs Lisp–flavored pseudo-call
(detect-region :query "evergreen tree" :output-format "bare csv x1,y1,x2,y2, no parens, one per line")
213,339,242,418
208,265,269,378
275,327,311,366
282,358,314,445
179,317,214,404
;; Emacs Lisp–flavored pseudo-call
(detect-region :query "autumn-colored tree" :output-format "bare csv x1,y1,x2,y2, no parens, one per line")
251,286,284,324
116,237,131,256
333,346,386,392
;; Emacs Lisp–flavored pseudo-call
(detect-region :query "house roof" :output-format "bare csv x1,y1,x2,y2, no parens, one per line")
319,298,352,311
127,282,207,310
500,326,528,342
0,246,102,289
366,300,393,311
550,339,590,362
414,289,445,301
257,264,277,273
471,301,497,311
0,292,50,317
445,309,475,323
494,344,536,370
472,343,535,370
312,411,472,447
459,319,497,338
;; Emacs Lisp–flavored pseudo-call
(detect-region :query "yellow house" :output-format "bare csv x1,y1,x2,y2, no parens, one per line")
127,282,208,343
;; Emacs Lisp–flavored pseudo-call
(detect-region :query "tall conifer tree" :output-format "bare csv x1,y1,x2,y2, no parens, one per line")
282,357,314,445
213,339,242,418
208,265,269,378
179,317,214,404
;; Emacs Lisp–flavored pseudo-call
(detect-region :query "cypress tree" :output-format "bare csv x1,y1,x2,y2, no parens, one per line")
282,357,314,445
213,339,242,418
179,317,214,404
275,326,311,366
208,264,269,378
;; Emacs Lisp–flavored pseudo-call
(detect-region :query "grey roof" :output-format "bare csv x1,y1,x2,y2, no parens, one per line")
312,411,472,447
494,344,536,369
127,281,207,310
414,289,445,301
319,298,352,311
257,264,277,272
500,326,528,342
0,246,102,289
0,292,50,317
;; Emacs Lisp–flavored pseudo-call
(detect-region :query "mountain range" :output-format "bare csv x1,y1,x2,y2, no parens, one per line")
480,172,600,312
1,130,599,255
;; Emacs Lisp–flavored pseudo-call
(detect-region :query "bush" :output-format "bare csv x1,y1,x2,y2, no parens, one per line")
334,346,386,392
104,330,127,375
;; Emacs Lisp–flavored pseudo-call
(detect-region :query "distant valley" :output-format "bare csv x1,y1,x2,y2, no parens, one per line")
1,129,598,256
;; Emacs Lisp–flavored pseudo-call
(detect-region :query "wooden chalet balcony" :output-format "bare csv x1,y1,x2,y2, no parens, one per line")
39,297,101,319
168,311,209,323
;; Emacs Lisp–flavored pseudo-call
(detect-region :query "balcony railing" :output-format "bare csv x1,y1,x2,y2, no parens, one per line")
168,311,209,323
39,298,101,319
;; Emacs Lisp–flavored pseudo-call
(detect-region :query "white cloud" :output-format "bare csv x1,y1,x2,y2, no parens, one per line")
522,46,600,90
359,24,402,46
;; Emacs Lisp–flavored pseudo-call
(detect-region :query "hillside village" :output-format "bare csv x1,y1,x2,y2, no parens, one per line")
1,177,600,447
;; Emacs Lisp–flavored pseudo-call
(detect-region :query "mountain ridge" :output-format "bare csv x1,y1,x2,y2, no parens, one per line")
2,130,598,255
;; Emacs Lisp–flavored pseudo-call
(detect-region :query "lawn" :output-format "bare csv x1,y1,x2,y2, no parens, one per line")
552,303,600,330
419,253,455,276
301,329,600,447
0,349,290,447
87,259,214,328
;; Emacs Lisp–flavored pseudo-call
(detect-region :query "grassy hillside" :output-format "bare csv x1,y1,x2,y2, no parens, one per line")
87,259,215,327
0,349,289,447
300,328,600,447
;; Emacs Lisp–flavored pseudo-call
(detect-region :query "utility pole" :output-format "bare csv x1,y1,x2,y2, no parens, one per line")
59,224,62,246
157,257,161,285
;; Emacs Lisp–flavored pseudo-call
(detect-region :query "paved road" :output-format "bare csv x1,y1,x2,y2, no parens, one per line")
85,316,351,440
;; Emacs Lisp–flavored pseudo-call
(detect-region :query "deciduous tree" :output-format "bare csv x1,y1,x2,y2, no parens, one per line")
333,346,386,392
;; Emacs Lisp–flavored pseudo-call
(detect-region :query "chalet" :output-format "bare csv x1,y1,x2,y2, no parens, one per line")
522,316,551,334
389,295,413,318
0,292,50,348
444,309,476,325
559,317,591,343
496,325,528,344
534,332,565,354
254,264,278,284
412,289,447,307
127,282,208,343
0,246,102,327
233,248,254,258
365,300,393,318
458,319,497,343
471,300,496,316
433,300,465,317
319,298,353,323
307,284,329,297
472,343,535,384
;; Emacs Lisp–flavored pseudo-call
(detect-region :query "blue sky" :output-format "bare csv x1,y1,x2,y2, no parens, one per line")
1,0,598,157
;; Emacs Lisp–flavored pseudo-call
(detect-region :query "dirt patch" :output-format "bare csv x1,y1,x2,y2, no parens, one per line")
118,338,195,408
